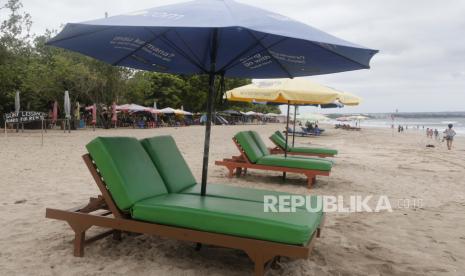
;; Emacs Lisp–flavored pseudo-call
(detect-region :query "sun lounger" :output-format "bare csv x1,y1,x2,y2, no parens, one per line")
46,136,325,275
215,131,332,187
269,131,338,157
335,124,361,131
301,126,324,135
284,127,315,137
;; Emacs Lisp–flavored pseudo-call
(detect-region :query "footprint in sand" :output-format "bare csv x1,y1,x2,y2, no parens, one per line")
365,242,382,251
443,250,457,262
309,248,327,266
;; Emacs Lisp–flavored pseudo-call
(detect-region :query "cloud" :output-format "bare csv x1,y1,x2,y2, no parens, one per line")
18,0,465,112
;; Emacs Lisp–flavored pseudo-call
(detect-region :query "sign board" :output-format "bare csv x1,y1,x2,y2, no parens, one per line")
4,111,46,124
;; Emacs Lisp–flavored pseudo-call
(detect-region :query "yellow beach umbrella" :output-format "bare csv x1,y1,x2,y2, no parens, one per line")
226,78,341,105
226,78,343,164
337,92,362,106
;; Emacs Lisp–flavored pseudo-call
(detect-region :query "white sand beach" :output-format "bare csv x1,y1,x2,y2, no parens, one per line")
1,124,464,275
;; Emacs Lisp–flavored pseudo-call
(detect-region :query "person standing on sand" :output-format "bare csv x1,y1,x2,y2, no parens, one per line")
443,124,456,150
434,129,439,140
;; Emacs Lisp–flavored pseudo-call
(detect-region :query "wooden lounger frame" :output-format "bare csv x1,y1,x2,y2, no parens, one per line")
45,154,324,276
215,138,331,188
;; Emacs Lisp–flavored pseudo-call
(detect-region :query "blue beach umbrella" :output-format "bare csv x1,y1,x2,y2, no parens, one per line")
47,0,378,195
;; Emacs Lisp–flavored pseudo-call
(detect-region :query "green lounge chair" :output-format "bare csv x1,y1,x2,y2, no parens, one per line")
46,136,325,276
140,135,325,208
215,131,332,188
270,131,338,157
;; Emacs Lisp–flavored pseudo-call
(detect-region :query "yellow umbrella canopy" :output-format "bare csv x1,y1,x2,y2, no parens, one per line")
226,78,341,105
337,92,362,106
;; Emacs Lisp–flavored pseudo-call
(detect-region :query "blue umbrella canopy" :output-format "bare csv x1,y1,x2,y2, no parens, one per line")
47,0,377,78
47,0,378,195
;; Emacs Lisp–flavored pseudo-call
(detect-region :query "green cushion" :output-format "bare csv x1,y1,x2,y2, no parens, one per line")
290,147,338,155
234,131,263,163
257,155,332,171
249,131,270,155
270,133,287,149
275,155,335,164
275,131,286,140
141,136,196,193
86,137,168,211
271,133,337,156
131,193,321,245
180,184,323,212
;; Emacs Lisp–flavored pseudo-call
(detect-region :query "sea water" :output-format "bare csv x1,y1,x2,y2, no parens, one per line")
331,117,465,136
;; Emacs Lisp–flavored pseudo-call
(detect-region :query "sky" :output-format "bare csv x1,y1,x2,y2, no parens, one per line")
11,0,465,114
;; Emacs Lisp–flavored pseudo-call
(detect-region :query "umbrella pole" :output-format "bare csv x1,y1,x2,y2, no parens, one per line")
283,101,291,181
284,101,290,156
292,104,297,147
201,73,216,196
200,29,218,197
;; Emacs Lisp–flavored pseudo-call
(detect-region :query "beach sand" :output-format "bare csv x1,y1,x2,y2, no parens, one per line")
1,124,464,275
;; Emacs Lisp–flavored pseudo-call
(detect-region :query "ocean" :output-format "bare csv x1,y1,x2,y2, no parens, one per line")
344,117,465,136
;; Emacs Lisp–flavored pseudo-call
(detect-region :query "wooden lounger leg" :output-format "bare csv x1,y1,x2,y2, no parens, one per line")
68,222,91,257
226,166,235,178
254,255,265,276
235,167,242,177
307,175,316,188
112,230,122,241
74,231,86,257
246,250,274,276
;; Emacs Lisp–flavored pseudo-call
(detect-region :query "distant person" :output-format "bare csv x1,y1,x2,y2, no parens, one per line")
426,128,430,138
434,129,439,140
398,125,401,133
443,124,456,150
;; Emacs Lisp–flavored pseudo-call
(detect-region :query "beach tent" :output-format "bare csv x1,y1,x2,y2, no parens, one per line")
147,108,162,114
175,109,193,116
298,113,329,122
128,104,149,113
46,0,377,195
159,107,176,114
244,111,258,116
221,110,242,116
348,115,368,120
336,116,351,122
265,113,279,117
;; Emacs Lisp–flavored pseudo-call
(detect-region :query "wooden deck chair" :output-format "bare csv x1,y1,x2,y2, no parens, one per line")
46,137,325,275
215,131,332,188
269,131,338,158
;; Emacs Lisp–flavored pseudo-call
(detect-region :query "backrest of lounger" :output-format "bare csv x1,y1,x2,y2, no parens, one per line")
141,136,196,193
275,131,286,140
270,133,287,149
234,131,264,163
86,137,168,211
249,131,270,155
